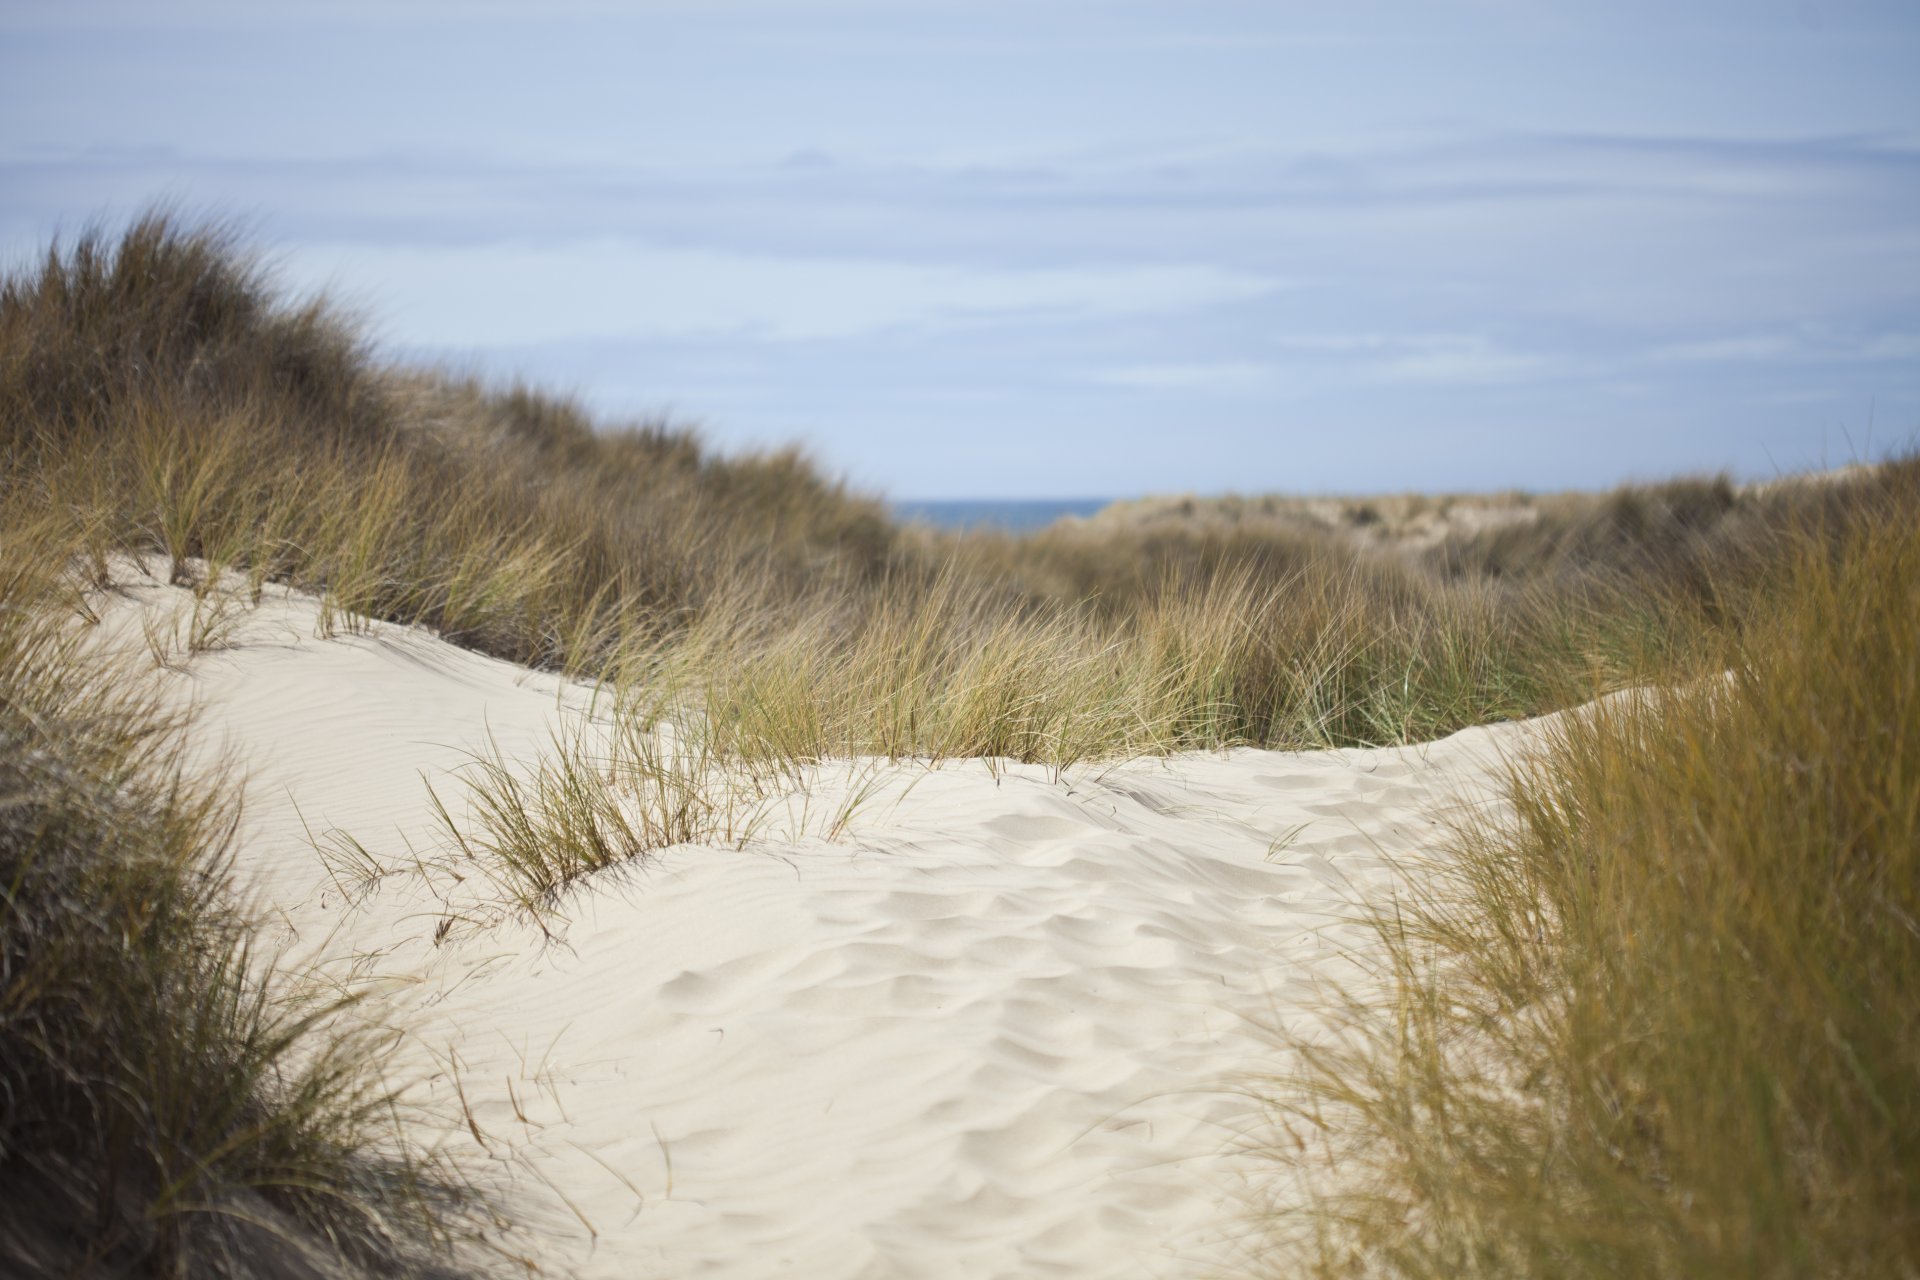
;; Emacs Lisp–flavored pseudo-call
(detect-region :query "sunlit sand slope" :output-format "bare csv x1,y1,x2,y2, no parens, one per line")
101,570,1532,1279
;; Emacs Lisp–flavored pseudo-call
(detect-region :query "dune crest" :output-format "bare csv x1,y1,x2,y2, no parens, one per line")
100,568,1536,1278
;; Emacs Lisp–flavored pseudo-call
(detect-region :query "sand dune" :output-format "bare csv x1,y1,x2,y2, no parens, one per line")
95,569,1540,1278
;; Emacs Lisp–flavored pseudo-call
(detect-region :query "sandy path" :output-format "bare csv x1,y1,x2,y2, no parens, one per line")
96,572,1530,1278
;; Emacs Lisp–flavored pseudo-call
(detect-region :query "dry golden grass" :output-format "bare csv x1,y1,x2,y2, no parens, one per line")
1263,475,1920,1277
0,521,483,1278
11,213,1869,778
1,214,900,673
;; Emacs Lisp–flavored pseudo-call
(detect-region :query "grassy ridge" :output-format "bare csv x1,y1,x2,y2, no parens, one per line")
1273,483,1920,1277
8,215,1883,760
1,214,899,671
3,213,1801,771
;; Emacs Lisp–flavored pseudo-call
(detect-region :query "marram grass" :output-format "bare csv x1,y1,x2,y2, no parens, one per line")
0,524,484,1277
5,213,1794,774
1264,489,1920,1278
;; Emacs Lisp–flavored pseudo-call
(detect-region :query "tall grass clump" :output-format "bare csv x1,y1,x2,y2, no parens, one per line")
1271,469,1920,1277
0,533,479,1277
1,211,903,673
684,552,1601,769
432,688,784,911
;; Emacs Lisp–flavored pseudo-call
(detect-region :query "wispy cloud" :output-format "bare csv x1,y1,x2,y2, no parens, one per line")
1267,332,1561,386
1652,331,1920,365
284,240,1280,345
1374,336,1558,387
1081,361,1274,392
1652,335,1802,365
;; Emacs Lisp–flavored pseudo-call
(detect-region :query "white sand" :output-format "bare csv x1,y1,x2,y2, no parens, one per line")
94,570,1539,1279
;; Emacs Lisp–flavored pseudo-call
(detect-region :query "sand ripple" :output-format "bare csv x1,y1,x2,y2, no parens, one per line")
103,576,1530,1278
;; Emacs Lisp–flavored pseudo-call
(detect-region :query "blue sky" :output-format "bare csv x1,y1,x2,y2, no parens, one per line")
3,1,1917,498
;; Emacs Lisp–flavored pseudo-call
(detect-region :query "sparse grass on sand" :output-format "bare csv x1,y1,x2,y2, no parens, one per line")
2,211,1914,1274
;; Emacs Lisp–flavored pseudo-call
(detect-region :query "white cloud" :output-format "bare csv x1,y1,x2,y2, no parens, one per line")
1269,331,1558,386
1652,335,1800,364
282,240,1279,347
1081,361,1274,392
1859,332,1920,361
1650,331,1920,365
1083,333,1564,391
1378,336,1554,385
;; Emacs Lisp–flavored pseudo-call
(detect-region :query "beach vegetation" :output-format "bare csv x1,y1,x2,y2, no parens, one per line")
1264,473,1920,1277
0,523,484,1277
2,210,1913,1273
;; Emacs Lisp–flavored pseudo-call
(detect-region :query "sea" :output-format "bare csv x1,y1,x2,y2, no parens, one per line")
889,498,1117,534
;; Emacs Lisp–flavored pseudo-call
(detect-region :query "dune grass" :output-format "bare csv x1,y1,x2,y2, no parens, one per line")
1,213,900,674
679,555,1574,767
4,210,1915,1272
429,689,789,913
9,214,1882,757
0,526,481,1278
1267,482,1920,1277
2,212,1768,777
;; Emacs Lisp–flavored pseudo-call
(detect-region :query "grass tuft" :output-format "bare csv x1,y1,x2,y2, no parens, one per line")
1266,477,1920,1277
0,530,481,1277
